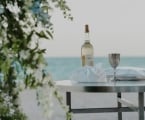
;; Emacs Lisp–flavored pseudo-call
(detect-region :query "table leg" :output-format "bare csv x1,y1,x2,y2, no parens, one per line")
117,92,122,120
66,92,71,120
138,92,144,120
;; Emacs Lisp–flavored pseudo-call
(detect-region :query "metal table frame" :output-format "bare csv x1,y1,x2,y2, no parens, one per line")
56,80,145,120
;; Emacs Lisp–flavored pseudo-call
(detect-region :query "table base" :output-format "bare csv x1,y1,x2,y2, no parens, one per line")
66,92,144,120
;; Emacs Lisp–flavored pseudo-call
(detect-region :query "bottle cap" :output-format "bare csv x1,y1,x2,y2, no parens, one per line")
85,24,89,33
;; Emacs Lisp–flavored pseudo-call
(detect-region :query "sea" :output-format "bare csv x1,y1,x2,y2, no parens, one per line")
46,56,145,80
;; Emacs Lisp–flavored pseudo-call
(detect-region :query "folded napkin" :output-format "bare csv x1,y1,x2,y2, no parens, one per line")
105,66,145,80
70,63,107,83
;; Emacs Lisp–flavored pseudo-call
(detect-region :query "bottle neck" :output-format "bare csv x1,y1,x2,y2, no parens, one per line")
84,32,90,43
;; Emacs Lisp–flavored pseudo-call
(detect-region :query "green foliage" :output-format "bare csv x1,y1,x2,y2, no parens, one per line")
0,0,73,119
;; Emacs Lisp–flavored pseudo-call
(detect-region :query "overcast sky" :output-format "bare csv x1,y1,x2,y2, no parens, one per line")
42,0,145,57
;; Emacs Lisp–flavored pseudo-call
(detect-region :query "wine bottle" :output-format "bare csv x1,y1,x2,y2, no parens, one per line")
81,24,94,66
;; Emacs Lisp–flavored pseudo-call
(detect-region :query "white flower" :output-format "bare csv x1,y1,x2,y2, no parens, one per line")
2,21,8,28
37,86,54,119
25,12,36,26
6,2,20,15
26,68,34,74
20,50,30,60
42,72,52,84
9,108,15,115
34,69,43,82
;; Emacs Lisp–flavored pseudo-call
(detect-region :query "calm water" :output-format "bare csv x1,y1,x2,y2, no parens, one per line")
46,57,145,80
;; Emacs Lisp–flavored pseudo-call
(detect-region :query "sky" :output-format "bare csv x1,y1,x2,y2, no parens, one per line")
42,0,145,57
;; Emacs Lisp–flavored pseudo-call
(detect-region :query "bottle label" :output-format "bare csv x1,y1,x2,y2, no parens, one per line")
82,55,94,66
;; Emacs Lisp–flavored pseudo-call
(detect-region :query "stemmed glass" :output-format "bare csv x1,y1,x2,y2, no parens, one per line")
108,53,120,81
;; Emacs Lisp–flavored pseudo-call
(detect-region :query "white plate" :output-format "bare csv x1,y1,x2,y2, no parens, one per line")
107,75,145,81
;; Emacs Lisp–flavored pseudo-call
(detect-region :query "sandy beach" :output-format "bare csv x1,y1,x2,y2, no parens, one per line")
19,89,142,120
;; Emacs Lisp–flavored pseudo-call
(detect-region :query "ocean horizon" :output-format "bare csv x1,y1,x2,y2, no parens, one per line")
46,56,145,80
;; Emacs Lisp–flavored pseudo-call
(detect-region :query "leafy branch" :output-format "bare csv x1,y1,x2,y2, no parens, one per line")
0,0,73,119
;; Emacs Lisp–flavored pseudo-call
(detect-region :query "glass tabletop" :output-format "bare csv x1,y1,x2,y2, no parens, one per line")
55,80,145,92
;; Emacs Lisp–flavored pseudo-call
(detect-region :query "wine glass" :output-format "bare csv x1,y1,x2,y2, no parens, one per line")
108,53,120,81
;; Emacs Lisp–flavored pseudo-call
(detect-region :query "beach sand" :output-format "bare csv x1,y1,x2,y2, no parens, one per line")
20,90,141,120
